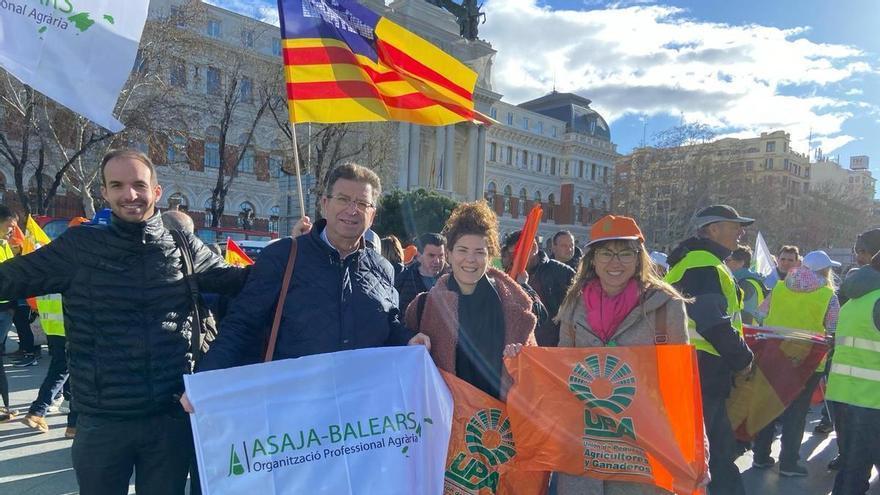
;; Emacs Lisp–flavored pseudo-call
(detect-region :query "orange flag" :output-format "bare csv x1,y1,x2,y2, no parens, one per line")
507,205,542,281
225,238,254,267
505,347,707,495
442,371,549,495
9,223,26,250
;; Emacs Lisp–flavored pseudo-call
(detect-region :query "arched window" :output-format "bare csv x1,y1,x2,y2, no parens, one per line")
503,185,512,214
203,198,214,227
168,192,189,212
269,205,280,233
519,188,527,216
485,181,497,203
534,190,542,203
548,193,556,221
238,201,256,229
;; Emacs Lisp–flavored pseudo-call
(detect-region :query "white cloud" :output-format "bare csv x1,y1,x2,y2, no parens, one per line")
846,88,865,96
481,0,874,153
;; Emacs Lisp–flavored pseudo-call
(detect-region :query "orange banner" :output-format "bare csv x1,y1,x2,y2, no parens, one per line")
442,371,549,495
504,347,707,495
507,205,542,281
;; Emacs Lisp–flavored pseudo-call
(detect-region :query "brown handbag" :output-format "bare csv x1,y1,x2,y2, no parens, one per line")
263,238,298,362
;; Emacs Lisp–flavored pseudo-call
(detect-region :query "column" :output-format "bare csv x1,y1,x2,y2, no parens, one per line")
408,124,421,189
397,123,411,190
444,125,456,193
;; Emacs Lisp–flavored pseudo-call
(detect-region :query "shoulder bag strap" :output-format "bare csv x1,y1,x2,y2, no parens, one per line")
170,230,203,370
654,299,669,345
263,238,298,362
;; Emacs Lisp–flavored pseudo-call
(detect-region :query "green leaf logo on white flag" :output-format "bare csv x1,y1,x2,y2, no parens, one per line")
0,0,150,132
185,346,454,494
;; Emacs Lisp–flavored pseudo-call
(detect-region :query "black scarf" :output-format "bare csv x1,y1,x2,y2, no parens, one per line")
450,274,506,399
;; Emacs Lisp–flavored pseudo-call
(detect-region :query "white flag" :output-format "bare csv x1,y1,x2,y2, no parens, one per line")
185,346,453,495
753,231,775,277
0,0,150,132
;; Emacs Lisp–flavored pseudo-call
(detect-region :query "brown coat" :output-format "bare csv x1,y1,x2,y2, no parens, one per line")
556,286,693,495
404,268,537,397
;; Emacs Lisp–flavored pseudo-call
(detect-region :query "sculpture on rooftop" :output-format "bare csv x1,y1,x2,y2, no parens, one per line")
425,0,485,40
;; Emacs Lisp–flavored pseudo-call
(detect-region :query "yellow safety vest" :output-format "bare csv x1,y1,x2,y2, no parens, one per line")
36,294,65,337
742,278,766,307
665,249,744,356
0,240,12,305
764,282,833,370
826,288,880,410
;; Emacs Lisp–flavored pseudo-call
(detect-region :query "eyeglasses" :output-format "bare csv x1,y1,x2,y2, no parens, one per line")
594,249,639,264
327,195,375,212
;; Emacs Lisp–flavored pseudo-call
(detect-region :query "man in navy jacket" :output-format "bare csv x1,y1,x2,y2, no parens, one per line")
191,163,428,377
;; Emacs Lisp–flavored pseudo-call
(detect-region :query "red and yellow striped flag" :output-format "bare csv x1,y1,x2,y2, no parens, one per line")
225,238,254,267
277,0,486,125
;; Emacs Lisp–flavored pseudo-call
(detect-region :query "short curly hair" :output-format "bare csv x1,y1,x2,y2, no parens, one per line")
442,200,500,257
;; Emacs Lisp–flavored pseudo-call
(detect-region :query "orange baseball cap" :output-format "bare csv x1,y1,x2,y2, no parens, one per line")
403,244,418,264
586,214,644,246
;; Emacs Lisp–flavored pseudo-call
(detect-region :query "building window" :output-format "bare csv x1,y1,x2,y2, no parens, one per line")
503,185,512,214
551,157,556,175
536,154,543,173
506,146,513,165
489,142,497,161
522,117,529,130
207,19,221,38
766,141,776,152
242,29,254,48
272,38,282,56
240,77,253,103
490,107,497,120
519,188,527,216
168,192,189,212
203,198,215,227
602,167,608,183
169,60,186,88
485,181,497,203
207,67,222,96
579,161,584,179
591,163,597,181
521,150,528,169
534,190,542,203
547,193,556,221
204,142,220,168
238,202,256,229
765,158,774,169
564,161,570,176
269,206,280,233
238,149,255,173
537,122,543,134
269,155,283,178
167,135,186,163
507,113,513,125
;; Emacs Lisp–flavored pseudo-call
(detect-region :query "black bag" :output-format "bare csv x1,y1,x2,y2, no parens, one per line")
169,230,218,371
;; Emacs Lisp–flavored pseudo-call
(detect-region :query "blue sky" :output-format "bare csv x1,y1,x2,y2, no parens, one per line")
214,0,880,173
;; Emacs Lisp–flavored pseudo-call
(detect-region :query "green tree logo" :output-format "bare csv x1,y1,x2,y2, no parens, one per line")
568,354,636,414
228,444,245,476
465,408,516,466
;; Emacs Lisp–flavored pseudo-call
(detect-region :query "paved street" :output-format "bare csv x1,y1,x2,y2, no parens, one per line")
0,338,877,494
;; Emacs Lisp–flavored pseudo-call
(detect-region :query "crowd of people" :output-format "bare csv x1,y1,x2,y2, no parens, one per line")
0,148,878,495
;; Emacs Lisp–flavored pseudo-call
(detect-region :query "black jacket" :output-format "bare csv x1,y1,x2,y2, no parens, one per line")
552,246,583,271
395,261,438,314
667,237,753,398
0,213,246,417
199,220,415,371
528,250,575,346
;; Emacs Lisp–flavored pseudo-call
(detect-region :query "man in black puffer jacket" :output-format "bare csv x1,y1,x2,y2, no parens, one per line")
196,163,426,372
0,150,247,495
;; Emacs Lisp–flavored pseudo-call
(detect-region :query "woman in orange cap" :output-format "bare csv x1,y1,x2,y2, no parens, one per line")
554,214,694,494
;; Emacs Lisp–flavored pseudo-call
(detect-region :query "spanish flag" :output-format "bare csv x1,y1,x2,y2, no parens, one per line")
225,238,254,267
277,0,485,125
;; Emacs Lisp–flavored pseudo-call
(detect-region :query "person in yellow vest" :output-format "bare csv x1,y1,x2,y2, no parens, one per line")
0,206,17,421
665,204,754,495
827,249,880,494
751,251,840,476
725,245,767,325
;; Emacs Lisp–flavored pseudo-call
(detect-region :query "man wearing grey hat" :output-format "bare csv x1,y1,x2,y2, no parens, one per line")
665,204,754,495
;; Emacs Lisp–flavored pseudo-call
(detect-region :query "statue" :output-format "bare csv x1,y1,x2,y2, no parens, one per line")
425,0,485,40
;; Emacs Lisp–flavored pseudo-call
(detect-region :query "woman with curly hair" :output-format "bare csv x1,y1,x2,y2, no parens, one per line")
404,201,537,400
554,214,693,495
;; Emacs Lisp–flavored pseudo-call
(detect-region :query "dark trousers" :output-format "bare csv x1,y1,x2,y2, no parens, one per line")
28,335,68,417
13,304,37,353
832,401,849,457
832,405,880,494
72,410,194,495
753,372,821,466
704,395,745,495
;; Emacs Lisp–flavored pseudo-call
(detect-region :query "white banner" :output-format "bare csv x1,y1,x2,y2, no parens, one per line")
0,0,149,131
753,231,775,277
185,346,453,495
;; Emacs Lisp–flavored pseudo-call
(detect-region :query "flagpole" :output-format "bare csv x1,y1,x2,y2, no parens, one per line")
290,122,307,218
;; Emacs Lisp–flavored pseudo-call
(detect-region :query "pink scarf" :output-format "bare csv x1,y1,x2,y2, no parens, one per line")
582,278,641,344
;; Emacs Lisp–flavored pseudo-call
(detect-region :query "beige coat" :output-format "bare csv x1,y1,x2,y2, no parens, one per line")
556,286,692,495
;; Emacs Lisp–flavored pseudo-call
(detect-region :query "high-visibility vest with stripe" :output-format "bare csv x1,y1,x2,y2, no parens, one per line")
665,249,744,356
826,288,880,410
742,277,766,308
0,240,12,305
764,282,833,370
35,294,65,337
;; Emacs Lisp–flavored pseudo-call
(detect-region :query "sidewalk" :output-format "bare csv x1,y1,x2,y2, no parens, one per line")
0,337,876,494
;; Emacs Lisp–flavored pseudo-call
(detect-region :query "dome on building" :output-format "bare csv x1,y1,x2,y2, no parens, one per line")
517,91,611,141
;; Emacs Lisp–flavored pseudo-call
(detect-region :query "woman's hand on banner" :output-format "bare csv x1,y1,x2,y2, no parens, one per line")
180,392,194,414
503,343,524,358
408,332,431,350
293,216,313,236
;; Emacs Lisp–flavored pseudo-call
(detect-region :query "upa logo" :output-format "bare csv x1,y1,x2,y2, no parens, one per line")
568,354,637,440
445,408,516,494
